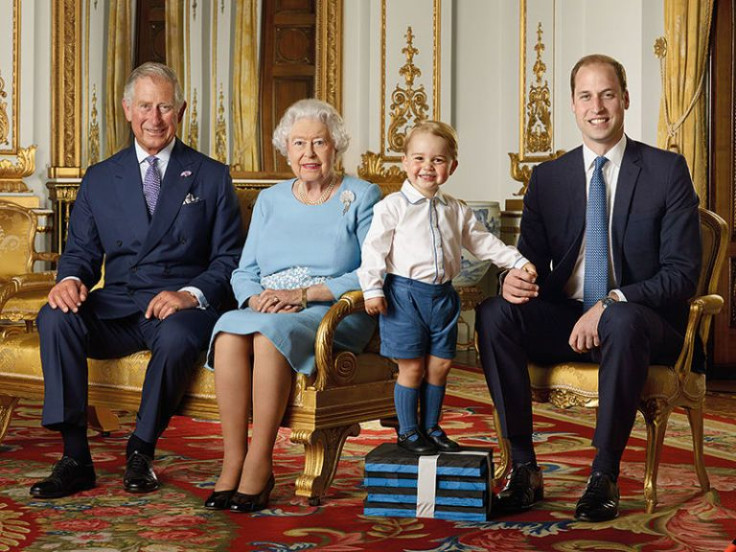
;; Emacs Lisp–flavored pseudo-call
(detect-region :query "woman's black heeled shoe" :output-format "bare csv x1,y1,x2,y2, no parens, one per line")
204,489,236,510
229,474,275,513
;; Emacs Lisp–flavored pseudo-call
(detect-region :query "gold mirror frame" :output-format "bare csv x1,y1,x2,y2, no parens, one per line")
48,0,343,183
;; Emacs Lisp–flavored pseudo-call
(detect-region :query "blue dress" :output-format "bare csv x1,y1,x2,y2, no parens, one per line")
206,176,381,375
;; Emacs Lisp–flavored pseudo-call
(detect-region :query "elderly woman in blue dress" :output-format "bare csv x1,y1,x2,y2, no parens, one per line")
203,99,381,513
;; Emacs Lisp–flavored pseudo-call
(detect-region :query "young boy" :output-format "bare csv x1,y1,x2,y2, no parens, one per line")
358,120,536,455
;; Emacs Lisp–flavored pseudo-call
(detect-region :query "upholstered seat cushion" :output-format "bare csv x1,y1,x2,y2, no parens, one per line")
528,361,705,409
1,290,50,323
0,330,214,399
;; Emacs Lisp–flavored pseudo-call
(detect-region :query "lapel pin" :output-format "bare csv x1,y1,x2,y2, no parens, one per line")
180,170,192,178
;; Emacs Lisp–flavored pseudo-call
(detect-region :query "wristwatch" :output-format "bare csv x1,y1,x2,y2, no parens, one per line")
600,296,617,310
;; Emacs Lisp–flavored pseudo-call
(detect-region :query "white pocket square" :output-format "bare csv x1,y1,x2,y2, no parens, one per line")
183,193,202,205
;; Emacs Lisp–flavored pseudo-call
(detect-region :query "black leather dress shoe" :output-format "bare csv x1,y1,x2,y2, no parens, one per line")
204,489,236,510
29,456,96,499
230,474,275,513
123,451,160,493
495,462,544,513
425,426,461,452
397,429,438,455
574,471,620,522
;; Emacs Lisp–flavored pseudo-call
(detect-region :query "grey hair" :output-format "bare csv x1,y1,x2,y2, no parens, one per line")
123,62,185,109
272,99,350,157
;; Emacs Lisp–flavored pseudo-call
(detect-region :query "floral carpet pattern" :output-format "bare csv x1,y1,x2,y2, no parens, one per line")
1,364,735,551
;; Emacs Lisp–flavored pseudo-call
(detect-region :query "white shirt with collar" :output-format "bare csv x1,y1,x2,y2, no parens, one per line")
563,134,627,302
359,180,528,300
134,138,175,182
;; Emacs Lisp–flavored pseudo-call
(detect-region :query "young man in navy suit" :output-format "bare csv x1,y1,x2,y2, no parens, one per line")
30,63,243,498
476,54,701,521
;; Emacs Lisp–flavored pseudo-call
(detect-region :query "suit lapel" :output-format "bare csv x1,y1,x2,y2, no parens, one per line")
611,138,641,283
113,146,150,246
136,140,199,261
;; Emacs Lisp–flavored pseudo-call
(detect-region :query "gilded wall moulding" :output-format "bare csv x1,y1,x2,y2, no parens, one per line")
525,23,552,153
88,86,100,166
49,0,83,178
360,1,441,186
214,85,227,164
0,71,10,147
357,151,404,194
387,27,429,154
508,0,562,198
315,0,342,112
187,89,200,151
0,145,36,193
0,0,20,154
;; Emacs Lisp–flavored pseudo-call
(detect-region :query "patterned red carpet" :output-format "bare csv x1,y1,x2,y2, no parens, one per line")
1,364,735,551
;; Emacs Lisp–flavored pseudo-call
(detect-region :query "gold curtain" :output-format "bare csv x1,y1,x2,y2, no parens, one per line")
105,0,133,157
165,0,185,139
656,0,714,204
231,0,260,172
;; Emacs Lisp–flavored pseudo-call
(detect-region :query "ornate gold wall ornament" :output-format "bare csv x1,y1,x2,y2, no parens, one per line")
0,0,20,153
525,23,552,153
50,0,84,179
0,145,36,193
88,85,100,166
357,151,406,190
0,71,9,146
508,0,563,198
214,85,227,164
386,27,430,154
187,89,200,151
315,0,343,112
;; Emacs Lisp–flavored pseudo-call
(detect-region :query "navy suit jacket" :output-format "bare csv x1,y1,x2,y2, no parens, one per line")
519,137,701,334
58,139,243,319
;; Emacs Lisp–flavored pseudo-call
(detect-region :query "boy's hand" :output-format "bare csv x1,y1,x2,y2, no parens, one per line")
365,297,387,316
522,262,538,279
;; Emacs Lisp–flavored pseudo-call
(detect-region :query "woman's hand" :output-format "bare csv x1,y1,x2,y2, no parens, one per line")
250,288,303,313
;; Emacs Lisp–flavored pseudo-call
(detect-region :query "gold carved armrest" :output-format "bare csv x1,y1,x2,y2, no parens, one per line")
674,294,724,381
0,272,56,313
313,290,367,391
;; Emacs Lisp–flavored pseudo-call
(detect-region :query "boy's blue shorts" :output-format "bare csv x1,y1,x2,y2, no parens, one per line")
379,274,460,360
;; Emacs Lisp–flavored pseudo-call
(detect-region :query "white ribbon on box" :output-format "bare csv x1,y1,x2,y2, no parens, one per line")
416,450,492,518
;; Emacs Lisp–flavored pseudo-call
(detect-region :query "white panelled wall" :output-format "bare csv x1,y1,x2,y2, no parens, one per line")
17,1,663,211
343,0,664,205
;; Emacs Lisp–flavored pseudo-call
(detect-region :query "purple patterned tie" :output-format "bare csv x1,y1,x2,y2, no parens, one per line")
143,156,161,215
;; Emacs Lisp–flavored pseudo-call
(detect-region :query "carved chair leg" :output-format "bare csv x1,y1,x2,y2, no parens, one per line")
291,423,360,506
0,395,20,445
685,406,710,493
641,403,670,514
492,407,510,485
87,406,120,435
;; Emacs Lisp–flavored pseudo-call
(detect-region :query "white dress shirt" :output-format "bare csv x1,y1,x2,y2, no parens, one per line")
359,181,529,300
563,134,627,302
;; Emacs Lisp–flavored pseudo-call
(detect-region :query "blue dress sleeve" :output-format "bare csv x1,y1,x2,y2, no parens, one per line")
325,182,382,299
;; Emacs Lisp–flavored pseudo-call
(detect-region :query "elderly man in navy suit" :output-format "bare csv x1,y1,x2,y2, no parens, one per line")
476,54,701,522
30,62,243,498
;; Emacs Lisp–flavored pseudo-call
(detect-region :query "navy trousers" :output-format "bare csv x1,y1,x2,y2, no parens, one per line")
37,302,218,444
475,297,684,455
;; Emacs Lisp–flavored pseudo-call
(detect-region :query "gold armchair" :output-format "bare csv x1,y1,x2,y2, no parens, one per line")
0,201,58,329
491,207,728,513
0,189,397,505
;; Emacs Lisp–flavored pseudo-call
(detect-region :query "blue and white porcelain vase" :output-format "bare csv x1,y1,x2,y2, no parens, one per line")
454,201,502,288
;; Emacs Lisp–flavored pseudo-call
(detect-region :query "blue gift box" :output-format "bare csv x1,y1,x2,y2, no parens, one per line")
363,443,493,522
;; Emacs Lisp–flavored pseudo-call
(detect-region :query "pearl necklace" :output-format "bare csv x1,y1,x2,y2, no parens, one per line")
297,176,336,205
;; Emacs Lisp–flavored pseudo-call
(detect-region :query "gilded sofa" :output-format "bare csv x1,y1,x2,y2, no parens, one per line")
0,186,397,505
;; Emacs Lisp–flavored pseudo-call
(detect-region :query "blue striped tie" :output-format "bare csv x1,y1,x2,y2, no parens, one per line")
143,156,161,215
583,156,609,310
